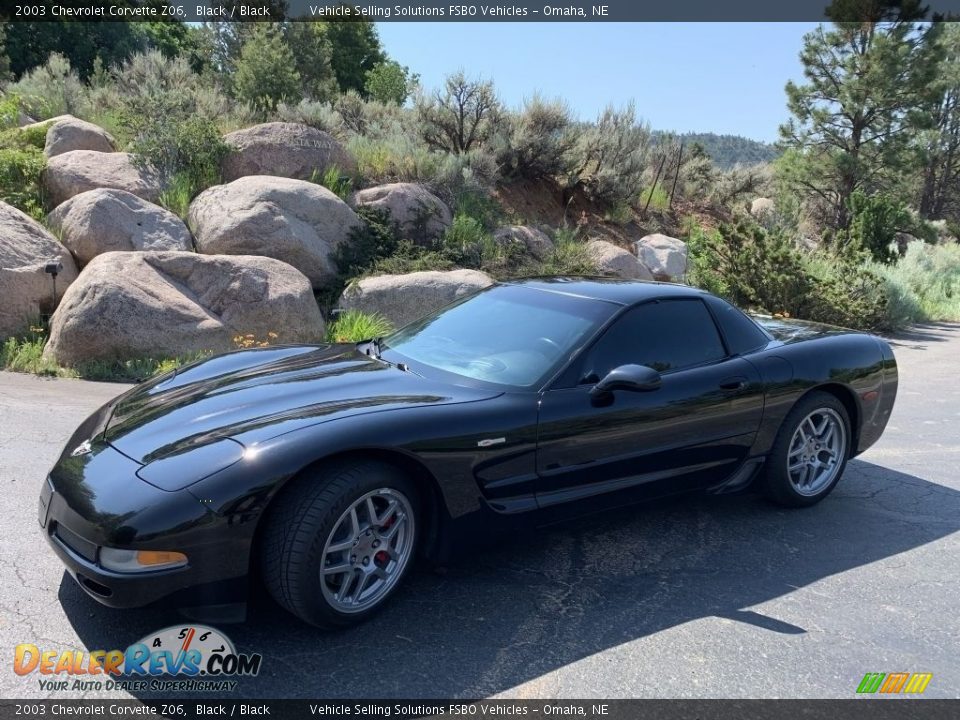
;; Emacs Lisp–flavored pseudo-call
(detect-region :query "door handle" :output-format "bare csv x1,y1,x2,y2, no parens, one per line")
719,377,748,391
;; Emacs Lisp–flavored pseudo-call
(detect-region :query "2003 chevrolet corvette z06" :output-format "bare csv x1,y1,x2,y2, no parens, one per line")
40,279,898,627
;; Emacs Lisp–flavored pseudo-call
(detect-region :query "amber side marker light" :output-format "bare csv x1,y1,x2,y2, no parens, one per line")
99,548,188,573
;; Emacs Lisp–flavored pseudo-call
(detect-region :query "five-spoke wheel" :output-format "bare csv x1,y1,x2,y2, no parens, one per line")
320,488,415,614
761,391,851,507
261,460,419,627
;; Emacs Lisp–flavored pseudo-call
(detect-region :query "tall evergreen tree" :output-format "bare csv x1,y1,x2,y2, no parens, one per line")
325,17,386,96
233,23,301,113
778,0,940,229
917,23,960,220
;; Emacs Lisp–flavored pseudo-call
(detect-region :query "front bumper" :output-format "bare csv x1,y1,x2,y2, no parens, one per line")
40,442,249,611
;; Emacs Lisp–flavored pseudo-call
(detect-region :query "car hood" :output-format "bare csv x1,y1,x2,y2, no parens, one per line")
102,344,500,465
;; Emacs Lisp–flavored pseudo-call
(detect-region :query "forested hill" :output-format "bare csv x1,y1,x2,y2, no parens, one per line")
667,132,780,169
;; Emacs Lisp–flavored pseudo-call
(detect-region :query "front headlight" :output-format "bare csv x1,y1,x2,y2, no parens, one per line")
99,548,188,573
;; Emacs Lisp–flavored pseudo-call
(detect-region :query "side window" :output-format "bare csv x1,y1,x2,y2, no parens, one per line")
704,295,770,355
579,299,726,382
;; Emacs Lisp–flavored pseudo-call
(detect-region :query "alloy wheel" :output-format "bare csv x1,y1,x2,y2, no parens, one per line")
786,408,847,497
319,488,415,613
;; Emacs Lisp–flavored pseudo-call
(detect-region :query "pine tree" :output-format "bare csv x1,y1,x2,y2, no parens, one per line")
779,0,940,229
233,24,301,113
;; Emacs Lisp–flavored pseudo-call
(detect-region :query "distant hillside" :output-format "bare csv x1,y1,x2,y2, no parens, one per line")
656,132,780,170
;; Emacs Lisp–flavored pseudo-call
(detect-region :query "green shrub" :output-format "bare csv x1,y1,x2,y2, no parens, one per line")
0,93,22,130
0,128,46,219
0,332,64,377
493,95,575,181
7,53,85,119
333,206,401,280
687,219,891,331
157,172,195,222
364,61,417,105
130,115,227,191
415,71,502,154
311,165,353,201
566,102,652,206
532,228,597,277
639,183,669,213
234,24,302,114
326,310,393,343
275,99,341,134
72,353,210,383
832,191,911,264
870,241,960,322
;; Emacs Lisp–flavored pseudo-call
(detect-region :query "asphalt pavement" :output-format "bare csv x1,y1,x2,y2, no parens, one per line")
1,323,958,699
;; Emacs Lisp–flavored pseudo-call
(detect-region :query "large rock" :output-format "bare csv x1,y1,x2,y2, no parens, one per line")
634,234,688,281
188,176,363,289
47,189,192,267
351,183,452,244
492,225,554,260
338,269,493,329
221,122,356,182
750,197,776,219
585,239,653,280
44,252,324,366
0,201,78,338
44,116,116,157
43,151,163,207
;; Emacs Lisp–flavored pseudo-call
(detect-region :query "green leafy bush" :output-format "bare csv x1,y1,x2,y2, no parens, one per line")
311,165,353,201
566,102,652,206
832,191,911,264
870,241,960,322
415,71,502,154
688,220,891,331
326,310,393,343
0,126,46,219
365,61,417,105
0,329,62,377
7,53,85,119
493,95,575,181
234,24,302,114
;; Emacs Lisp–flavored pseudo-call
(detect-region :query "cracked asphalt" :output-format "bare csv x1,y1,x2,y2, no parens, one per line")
1,323,958,699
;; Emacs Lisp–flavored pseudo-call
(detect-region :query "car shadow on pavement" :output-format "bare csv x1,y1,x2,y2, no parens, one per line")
60,459,960,699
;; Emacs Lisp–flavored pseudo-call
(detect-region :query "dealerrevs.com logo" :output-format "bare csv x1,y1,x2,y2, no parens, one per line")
14,625,262,693
856,672,934,695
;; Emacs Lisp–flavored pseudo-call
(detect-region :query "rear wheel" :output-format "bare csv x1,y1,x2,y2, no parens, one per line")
761,391,851,507
260,460,418,628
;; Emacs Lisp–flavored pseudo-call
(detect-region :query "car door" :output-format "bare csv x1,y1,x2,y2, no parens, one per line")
534,297,765,508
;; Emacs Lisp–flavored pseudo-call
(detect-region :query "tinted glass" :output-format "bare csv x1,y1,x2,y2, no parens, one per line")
579,299,726,382
705,295,770,355
383,285,616,389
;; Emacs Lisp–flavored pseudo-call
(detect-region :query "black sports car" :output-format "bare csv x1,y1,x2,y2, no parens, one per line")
40,278,898,627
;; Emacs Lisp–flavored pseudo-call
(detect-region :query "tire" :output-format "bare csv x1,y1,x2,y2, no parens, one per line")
260,459,419,628
760,391,851,508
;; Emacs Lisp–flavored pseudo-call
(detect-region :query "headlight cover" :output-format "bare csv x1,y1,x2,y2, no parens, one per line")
99,548,188,573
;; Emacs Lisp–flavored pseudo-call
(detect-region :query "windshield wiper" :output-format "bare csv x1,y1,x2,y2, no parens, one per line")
362,337,413,374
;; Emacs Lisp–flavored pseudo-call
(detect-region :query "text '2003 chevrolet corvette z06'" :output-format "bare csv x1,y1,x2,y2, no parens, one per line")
40,278,897,627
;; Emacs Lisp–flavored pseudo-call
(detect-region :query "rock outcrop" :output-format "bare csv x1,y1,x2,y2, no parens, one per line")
44,251,324,365
47,189,192,266
338,269,494,329
189,176,363,289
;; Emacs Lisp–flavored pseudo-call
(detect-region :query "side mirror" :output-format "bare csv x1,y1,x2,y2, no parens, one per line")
589,364,662,401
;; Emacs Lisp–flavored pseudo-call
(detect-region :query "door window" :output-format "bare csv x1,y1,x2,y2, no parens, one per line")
578,299,727,383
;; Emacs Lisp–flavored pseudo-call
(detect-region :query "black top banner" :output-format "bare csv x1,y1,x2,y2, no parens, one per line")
4,0,960,22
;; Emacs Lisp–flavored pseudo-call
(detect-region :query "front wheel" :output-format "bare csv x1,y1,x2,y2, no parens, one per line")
760,391,851,507
260,460,419,628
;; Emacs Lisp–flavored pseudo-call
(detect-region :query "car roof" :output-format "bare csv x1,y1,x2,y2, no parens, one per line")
502,277,706,305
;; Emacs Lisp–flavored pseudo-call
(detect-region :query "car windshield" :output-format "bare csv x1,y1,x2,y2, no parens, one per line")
381,284,616,389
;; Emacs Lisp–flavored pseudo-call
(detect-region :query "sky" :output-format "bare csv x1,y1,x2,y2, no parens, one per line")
377,22,820,143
